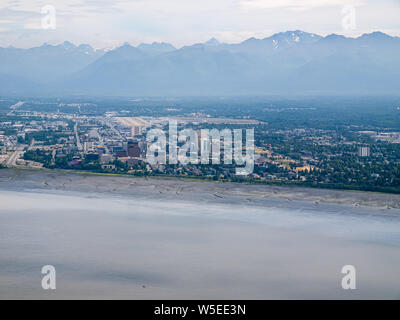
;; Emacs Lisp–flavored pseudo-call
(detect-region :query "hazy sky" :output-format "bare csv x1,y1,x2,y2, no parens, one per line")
1,0,399,48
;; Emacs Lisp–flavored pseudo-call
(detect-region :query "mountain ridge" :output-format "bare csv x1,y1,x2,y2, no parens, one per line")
1,30,399,96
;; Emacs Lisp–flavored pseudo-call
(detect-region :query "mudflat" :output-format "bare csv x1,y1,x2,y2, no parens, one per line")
0,169,399,299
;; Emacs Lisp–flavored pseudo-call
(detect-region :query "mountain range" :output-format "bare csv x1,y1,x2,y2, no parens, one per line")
1,30,399,96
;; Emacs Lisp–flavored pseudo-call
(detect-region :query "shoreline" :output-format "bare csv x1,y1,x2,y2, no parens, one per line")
1,167,400,299
1,168,400,211
6,165,400,195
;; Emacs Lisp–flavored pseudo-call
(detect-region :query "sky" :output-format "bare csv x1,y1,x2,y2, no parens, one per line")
0,0,399,49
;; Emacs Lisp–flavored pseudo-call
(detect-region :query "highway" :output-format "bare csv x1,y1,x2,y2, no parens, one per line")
6,146,25,167
74,122,83,151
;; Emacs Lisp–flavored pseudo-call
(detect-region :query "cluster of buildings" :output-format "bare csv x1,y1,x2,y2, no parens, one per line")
359,131,400,144
2,108,395,185
61,116,151,170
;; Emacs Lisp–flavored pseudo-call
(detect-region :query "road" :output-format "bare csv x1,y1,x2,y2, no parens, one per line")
51,149,56,165
74,122,83,151
94,127,110,154
27,138,35,151
6,146,25,167
102,118,126,142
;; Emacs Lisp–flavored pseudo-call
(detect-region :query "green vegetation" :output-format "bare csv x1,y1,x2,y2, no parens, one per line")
24,131,71,145
24,149,52,166
4,96,400,194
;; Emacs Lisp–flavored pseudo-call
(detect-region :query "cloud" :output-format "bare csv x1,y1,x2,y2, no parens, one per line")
212,29,275,43
240,0,365,10
23,22,42,30
0,0,399,48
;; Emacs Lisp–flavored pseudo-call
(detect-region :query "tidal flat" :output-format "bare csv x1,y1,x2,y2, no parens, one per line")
0,169,399,299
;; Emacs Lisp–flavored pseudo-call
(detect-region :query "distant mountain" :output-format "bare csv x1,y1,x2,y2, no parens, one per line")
137,42,176,55
0,41,105,85
1,31,400,96
0,73,40,95
204,38,221,47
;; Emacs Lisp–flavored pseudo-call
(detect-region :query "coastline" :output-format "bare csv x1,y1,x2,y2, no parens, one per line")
1,167,400,299
1,168,400,211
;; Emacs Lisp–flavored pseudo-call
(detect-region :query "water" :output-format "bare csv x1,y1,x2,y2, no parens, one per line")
1,187,399,299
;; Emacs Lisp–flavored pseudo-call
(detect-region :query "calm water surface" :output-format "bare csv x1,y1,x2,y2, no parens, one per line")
0,189,399,299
